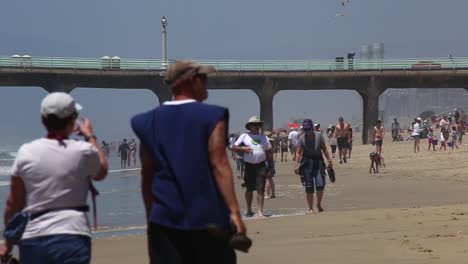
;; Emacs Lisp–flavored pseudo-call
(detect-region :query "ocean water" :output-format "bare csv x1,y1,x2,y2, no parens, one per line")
0,146,146,234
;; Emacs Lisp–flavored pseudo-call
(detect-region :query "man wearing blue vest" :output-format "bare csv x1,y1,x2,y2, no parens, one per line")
131,60,246,264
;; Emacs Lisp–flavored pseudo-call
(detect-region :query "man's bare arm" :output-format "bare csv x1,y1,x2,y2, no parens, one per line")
294,146,304,173
321,142,333,168
208,120,245,234
139,144,155,220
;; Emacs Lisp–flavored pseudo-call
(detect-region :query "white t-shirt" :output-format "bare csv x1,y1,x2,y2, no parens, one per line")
288,131,299,146
412,123,421,136
12,138,101,240
234,133,271,164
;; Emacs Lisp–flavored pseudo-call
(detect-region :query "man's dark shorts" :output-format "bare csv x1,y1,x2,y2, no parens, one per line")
243,162,267,193
280,146,288,153
147,222,236,264
337,137,349,150
375,139,383,147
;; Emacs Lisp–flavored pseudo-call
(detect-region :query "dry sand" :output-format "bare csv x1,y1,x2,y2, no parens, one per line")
92,133,468,263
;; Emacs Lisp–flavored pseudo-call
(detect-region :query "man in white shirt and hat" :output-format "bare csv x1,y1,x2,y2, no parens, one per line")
233,116,273,217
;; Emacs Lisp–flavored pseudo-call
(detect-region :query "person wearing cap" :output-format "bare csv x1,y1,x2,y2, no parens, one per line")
233,116,273,217
131,60,246,263
371,120,385,156
334,117,351,164
412,117,423,153
1,92,108,263
294,119,333,213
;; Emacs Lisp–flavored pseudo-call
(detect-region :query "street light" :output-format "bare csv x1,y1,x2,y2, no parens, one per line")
161,16,168,69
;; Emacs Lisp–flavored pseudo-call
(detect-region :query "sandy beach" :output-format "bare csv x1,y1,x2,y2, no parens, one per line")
90,133,468,263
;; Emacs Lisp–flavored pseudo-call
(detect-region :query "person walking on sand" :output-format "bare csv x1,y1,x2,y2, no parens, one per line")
327,126,337,159
264,131,276,199
288,128,299,161
412,117,423,153
294,119,333,213
440,127,448,151
279,129,289,162
334,117,350,164
131,60,246,264
371,120,385,156
271,131,280,162
233,116,273,218
427,127,437,151
0,92,108,263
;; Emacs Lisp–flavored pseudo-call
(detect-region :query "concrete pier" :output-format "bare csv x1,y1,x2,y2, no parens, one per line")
2,67,468,144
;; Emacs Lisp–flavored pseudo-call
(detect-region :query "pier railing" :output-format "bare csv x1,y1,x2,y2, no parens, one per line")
1,55,468,72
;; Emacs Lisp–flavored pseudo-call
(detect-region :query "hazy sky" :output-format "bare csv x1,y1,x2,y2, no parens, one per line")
1,0,467,147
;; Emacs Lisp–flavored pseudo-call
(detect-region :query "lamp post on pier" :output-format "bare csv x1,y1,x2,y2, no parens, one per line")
161,16,168,69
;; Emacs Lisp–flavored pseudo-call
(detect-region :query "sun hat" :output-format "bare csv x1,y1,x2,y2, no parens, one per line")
164,60,215,86
302,119,313,130
245,116,263,130
264,130,273,141
416,117,423,121
40,92,82,119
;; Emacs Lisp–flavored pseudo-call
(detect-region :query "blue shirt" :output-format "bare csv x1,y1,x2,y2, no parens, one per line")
131,100,230,231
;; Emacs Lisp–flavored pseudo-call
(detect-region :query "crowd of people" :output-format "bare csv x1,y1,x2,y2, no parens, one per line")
98,139,138,168
394,112,467,153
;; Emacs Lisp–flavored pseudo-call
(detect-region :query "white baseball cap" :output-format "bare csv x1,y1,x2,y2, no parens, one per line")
40,92,82,118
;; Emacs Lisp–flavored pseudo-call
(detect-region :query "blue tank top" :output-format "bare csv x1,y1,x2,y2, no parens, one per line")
131,101,230,230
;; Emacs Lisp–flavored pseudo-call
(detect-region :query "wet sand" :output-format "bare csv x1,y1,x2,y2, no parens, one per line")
91,134,468,263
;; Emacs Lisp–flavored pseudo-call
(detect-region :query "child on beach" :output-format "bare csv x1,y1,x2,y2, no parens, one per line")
427,127,437,151
440,128,448,151
451,126,459,150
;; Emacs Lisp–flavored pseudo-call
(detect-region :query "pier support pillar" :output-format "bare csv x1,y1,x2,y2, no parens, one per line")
254,79,279,132
151,86,173,105
359,78,386,144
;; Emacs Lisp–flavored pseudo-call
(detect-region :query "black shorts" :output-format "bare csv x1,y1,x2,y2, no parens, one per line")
337,138,349,150
147,223,236,264
281,145,288,153
243,162,267,192
375,139,383,147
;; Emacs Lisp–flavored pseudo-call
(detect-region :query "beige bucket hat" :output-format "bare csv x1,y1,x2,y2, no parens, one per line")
245,116,263,130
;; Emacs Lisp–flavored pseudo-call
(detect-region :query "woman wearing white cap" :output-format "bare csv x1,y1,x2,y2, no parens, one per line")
1,92,108,263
